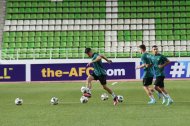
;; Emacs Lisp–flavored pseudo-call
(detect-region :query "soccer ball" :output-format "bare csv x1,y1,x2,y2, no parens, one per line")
80,86,89,93
101,93,109,101
80,96,88,103
117,95,124,102
50,97,59,105
15,98,23,105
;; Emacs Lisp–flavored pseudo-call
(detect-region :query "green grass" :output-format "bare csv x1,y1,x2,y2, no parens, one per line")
0,80,190,126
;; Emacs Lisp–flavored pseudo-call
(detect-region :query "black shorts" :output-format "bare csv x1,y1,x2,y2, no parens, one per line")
154,76,165,88
143,77,153,86
91,73,107,85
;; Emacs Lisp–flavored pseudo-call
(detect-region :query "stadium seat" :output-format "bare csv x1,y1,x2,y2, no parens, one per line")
2,0,190,59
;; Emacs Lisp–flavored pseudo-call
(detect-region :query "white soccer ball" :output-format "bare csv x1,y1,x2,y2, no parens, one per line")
15,98,23,105
80,96,88,103
117,95,124,102
81,86,89,93
50,97,59,105
101,93,109,101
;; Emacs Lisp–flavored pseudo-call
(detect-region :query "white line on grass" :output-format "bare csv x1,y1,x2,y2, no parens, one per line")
111,82,118,85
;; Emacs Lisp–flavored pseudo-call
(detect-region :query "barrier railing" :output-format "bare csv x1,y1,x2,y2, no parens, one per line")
0,47,188,60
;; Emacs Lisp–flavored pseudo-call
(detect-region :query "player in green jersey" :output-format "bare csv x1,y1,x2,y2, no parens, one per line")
136,45,156,104
84,48,119,106
151,45,174,106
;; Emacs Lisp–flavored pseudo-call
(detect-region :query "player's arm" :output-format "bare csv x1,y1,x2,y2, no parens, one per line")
87,56,102,66
158,59,170,68
136,56,151,69
136,64,147,69
136,63,152,69
145,64,153,68
146,58,153,68
99,54,112,63
92,56,102,63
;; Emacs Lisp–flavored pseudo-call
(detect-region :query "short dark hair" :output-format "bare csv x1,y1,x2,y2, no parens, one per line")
152,45,158,48
139,44,146,50
85,48,92,53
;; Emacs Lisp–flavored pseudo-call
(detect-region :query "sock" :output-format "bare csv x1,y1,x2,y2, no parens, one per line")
155,91,159,95
159,93,163,98
161,92,168,98
86,87,91,94
111,92,116,98
160,93,166,102
88,89,92,94
160,93,164,99
149,95,155,101
165,94,171,99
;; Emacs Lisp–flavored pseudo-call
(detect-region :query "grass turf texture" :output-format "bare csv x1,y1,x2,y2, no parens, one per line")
0,80,190,126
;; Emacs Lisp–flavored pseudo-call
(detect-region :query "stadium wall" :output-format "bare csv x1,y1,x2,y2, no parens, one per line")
0,58,190,82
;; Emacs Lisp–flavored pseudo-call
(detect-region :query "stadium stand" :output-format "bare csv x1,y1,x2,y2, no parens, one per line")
1,0,190,59
0,0,6,44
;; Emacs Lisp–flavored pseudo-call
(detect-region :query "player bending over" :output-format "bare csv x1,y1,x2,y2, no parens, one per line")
84,48,119,106
151,45,174,106
136,45,156,104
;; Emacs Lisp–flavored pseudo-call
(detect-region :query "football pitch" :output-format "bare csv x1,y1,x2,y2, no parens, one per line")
0,80,190,126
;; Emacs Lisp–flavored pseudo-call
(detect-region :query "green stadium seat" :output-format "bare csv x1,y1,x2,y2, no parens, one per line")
67,53,73,58
187,52,190,56
8,49,15,54
35,37,41,42
60,42,66,47
20,49,27,54
54,42,60,48
3,38,9,43
80,42,86,48
41,42,48,48
67,42,73,48
2,0,190,59
2,43,9,48
9,43,15,48
163,52,174,57
132,53,137,58
86,42,92,47
180,52,188,57
99,42,105,47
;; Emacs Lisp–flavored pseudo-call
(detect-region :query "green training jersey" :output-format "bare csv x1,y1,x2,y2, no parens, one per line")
150,53,168,77
141,53,154,78
92,53,107,76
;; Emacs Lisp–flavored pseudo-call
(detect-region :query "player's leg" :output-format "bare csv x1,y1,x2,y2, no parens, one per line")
99,76,118,106
154,85,163,99
143,86,156,104
160,87,173,105
154,85,166,104
154,77,167,104
149,87,155,93
155,76,173,105
102,85,118,106
143,77,156,104
149,86,161,99
83,75,94,98
158,78,173,106
154,85,161,92
86,75,94,90
102,85,116,98
160,87,168,95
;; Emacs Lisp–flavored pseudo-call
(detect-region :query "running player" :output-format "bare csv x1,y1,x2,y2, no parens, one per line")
136,45,156,104
151,45,174,106
84,48,119,106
